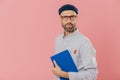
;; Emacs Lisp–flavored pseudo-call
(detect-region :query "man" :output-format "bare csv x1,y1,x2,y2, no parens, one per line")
52,4,98,80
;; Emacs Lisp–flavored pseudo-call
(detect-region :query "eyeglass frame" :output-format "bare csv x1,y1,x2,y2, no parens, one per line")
60,15,77,21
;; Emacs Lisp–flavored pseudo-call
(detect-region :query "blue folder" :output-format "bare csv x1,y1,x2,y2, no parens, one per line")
50,50,78,80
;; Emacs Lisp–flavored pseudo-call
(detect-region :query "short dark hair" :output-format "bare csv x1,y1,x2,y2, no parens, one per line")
58,4,78,15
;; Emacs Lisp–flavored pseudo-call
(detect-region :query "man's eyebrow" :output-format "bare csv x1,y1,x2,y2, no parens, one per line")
61,15,77,16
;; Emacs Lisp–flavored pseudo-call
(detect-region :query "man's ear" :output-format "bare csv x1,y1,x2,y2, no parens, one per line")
76,15,79,21
59,15,62,21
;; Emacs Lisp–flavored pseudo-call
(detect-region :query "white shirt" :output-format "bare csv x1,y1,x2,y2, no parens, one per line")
55,30,98,80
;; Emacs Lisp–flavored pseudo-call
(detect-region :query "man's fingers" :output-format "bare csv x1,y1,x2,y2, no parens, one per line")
53,60,58,67
52,67,55,72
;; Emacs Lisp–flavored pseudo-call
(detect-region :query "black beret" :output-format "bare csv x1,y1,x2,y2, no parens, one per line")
58,4,78,15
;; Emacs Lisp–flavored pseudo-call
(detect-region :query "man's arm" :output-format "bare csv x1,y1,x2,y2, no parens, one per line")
68,40,98,80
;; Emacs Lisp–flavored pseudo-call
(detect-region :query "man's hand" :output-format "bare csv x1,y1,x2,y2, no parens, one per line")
52,60,69,78
52,60,62,77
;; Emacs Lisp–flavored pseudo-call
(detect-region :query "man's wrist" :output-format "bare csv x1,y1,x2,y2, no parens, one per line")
60,71,69,78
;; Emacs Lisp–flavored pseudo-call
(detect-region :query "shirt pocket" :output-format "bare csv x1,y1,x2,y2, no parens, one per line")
68,47,80,66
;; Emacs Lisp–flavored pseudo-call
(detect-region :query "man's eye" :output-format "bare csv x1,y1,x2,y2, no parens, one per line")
70,16,75,18
63,16,67,18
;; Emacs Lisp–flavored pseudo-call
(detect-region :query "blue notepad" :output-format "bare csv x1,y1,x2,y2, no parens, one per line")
50,50,78,80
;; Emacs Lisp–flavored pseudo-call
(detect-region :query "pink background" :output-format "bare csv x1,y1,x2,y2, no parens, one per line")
0,0,120,80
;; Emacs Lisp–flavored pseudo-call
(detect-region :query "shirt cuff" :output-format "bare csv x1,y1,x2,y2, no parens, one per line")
69,72,86,80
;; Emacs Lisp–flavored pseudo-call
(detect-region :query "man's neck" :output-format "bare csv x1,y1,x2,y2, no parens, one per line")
64,31,72,37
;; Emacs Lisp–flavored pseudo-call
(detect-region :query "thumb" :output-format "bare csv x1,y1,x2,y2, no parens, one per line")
53,60,58,67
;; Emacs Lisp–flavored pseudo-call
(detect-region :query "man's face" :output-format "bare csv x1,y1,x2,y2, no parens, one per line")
60,10,78,33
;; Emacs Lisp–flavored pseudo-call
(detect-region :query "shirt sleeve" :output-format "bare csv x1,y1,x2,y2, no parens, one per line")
69,40,98,80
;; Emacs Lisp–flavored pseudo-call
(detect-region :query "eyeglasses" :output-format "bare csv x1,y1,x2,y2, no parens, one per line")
60,15,77,21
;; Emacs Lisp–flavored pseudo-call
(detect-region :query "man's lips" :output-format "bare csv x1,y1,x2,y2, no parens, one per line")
65,23,73,27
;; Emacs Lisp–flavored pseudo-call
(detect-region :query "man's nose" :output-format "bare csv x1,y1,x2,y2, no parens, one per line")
66,18,72,22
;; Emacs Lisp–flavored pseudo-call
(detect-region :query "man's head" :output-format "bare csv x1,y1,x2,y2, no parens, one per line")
58,4,78,33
